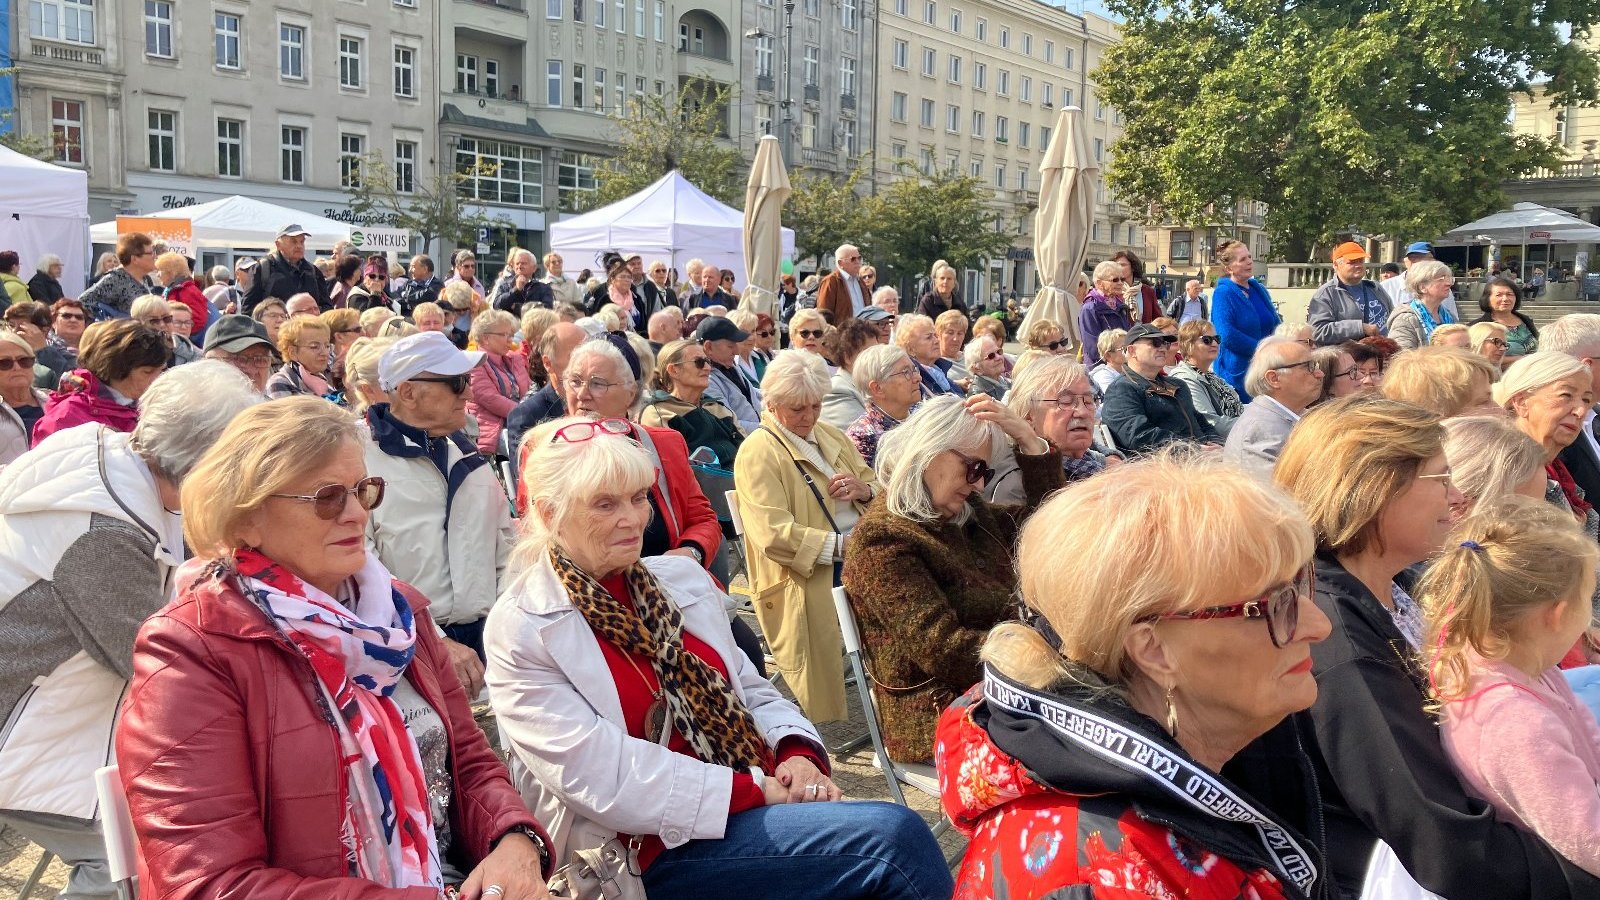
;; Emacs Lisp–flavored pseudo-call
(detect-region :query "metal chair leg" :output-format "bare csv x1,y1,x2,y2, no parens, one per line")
18,849,55,900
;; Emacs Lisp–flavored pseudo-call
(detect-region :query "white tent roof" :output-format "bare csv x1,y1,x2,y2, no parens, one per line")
89,195,361,249
1439,202,1600,245
549,171,794,277
0,144,90,295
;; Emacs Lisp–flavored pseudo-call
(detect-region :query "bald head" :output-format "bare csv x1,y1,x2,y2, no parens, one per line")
540,321,589,386
648,310,682,343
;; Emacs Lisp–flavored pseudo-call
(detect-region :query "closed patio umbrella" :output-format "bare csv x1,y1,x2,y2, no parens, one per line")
740,135,791,319
1020,106,1099,354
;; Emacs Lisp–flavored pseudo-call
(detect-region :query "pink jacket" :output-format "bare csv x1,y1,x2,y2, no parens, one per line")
31,369,139,446
1441,654,1600,877
467,350,530,455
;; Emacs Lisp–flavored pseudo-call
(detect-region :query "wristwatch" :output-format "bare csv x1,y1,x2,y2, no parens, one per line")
683,543,705,564
494,824,551,873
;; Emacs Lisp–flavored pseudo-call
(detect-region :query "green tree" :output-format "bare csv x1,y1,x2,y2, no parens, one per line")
580,84,745,210
785,164,872,266
345,151,513,252
1095,0,1600,260
866,168,1015,286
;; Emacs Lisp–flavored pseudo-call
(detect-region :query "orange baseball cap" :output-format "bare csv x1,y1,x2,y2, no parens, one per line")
1331,241,1369,263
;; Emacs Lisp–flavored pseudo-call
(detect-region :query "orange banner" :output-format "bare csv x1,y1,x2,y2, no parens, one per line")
116,216,193,258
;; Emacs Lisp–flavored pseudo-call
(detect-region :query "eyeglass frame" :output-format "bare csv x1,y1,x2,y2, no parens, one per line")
949,449,995,486
1034,392,1096,411
270,476,386,520
551,417,635,444
1136,563,1313,648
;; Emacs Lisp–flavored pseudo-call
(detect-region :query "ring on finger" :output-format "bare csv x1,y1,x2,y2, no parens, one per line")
484,886,505,897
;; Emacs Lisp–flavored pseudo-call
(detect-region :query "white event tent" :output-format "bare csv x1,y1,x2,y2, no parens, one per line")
549,171,795,279
90,195,406,252
0,145,90,295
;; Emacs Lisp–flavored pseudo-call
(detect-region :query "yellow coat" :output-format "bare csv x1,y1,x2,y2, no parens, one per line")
732,412,877,722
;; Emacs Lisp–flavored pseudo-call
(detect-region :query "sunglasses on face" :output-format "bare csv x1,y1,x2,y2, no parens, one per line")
755,330,773,338
982,350,1004,361
1045,339,1068,351
1197,335,1220,346
1138,563,1312,648
1136,336,1178,347
411,373,471,393
676,355,711,369
951,450,995,486
271,476,386,520
0,355,36,371
1485,338,1508,348
797,329,825,340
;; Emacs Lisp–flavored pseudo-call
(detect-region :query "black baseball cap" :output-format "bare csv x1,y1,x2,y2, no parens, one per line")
1125,323,1177,345
695,316,750,343
203,315,274,354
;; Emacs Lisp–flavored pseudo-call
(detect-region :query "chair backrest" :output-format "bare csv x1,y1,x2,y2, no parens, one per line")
724,490,745,537
830,585,862,655
94,764,138,884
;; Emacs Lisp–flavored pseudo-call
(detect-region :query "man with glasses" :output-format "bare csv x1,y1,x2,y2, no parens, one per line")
1102,323,1220,454
1223,336,1323,472
202,315,277,393
817,243,867,324
80,231,157,319
1309,241,1390,346
362,331,505,694
697,316,763,429
1079,260,1137,367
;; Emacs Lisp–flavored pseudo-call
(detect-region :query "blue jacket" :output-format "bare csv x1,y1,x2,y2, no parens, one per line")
504,383,564,459
1211,277,1280,398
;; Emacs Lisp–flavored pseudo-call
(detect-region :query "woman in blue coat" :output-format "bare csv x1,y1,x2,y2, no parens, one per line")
1210,239,1281,399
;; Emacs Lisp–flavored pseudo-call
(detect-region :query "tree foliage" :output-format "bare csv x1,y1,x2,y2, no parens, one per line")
865,167,1015,284
785,164,873,266
581,84,745,210
345,152,513,251
1095,0,1600,260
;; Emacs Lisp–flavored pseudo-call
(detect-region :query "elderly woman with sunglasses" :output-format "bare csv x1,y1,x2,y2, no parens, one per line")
1078,260,1136,367
1231,395,1600,899
842,393,1062,763
0,330,47,463
941,453,1334,899
788,308,829,356
1170,318,1242,438
486,412,950,900
640,339,746,467
116,397,555,900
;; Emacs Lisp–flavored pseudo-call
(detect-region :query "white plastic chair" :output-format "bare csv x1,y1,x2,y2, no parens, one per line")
830,586,950,836
94,765,138,900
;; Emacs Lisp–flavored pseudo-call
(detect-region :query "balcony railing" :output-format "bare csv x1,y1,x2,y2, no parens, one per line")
803,83,820,102
677,47,731,63
840,93,855,110
1264,263,1335,290
1521,160,1597,180
756,74,774,92
32,42,104,65
463,0,524,10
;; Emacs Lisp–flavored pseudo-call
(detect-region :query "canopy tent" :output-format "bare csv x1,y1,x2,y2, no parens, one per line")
549,170,795,281
0,144,90,296
90,195,403,251
1439,202,1600,245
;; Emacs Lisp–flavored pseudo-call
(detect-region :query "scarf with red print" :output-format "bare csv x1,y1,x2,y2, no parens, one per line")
234,548,442,892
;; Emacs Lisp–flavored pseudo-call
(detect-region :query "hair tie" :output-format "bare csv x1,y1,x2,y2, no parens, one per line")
1460,540,1486,553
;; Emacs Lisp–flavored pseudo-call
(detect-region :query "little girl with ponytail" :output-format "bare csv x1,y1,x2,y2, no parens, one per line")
1419,494,1600,876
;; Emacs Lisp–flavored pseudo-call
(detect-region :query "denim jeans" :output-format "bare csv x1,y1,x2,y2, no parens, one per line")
642,800,953,900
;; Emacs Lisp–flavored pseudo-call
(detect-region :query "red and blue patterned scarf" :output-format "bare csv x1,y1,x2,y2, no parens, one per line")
235,548,443,892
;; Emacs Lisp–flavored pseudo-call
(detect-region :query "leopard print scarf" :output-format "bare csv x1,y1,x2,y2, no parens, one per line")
551,547,775,770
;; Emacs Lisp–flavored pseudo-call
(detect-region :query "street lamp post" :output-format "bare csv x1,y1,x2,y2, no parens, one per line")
749,3,795,167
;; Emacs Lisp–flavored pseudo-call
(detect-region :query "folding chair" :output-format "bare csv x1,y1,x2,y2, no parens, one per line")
830,586,951,837
94,765,137,900
495,429,518,509
721,490,751,595
5,831,53,900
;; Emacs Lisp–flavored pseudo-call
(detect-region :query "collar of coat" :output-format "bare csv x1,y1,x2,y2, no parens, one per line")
1124,368,1179,397
366,402,488,521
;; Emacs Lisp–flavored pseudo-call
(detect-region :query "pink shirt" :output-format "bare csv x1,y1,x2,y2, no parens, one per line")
1440,653,1600,876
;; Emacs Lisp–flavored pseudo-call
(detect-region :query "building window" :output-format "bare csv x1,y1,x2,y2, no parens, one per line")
946,104,959,133
1064,47,1075,70
1093,137,1103,160
485,59,501,97
616,0,625,33
340,133,364,188
890,92,907,122
655,79,665,95
946,150,960,173
654,1,665,39
147,109,176,172
594,0,605,29
947,55,960,84
30,0,96,44
339,36,364,89
593,66,605,110
1170,230,1192,262
996,116,1008,142
1042,83,1053,107
756,101,773,133
919,98,934,128
395,0,416,8
840,57,856,97
891,141,907,161
1020,76,1031,102
971,109,983,137
923,0,935,24
997,70,1009,96
1039,125,1052,147
921,147,935,175
802,111,819,148
393,45,415,97
214,13,241,69
572,63,585,107
279,24,305,80
921,47,935,77
1095,97,1105,120
635,0,645,35
994,164,1005,188
1018,122,1029,147
893,0,906,14
756,35,773,78
394,140,416,193
1092,221,1101,242
998,27,1009,49
949,9,960,32
1045,40,1054,63
841,0,857,30
1018,165,1028,189
457,138,545,206
1063,88,1073,107
973,62,986,90
280,125,305,183
975,17,986,41
969,159,981,178
804,46,820,85
49,99,83,164
556,152,596,210
143,1,172,57
573,0,583,23
842,119,856,155
805,0,819,15
546,61,562,106
892,39,907,69
615,71,626,111
548,0,561,16
1023,34,1032,56
216,118,243,177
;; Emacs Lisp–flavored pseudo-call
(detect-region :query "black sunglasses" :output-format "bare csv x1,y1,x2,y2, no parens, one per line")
797,329,825,340
755,330,774,338
952,450,995,486
412,373,471,394
1197,335,1220,346
270,476,386,520
677,355,711,369
1045,339,1068,351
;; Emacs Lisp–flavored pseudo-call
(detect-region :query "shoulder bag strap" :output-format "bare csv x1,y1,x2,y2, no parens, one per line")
757,427,841,534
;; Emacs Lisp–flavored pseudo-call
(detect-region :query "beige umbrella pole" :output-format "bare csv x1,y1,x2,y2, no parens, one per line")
740,135,792,319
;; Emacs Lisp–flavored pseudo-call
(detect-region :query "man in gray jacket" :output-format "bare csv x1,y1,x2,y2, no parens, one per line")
1307,241,1389,346
1223,336,1324,473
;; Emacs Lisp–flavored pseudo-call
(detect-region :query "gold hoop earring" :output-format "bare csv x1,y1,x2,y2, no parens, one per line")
1165,684,1179,737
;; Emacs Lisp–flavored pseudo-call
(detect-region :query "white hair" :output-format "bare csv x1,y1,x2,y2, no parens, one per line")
35,254,62,273
469,308,517,343
131,360,262,482
872,286,899,307
963,335,998,370
1541,314,1600,358
129,295,168,320
1403,259,1452,299
852,344,912,396
1493,350,1588,408
790,308,827,334
876,394,1005,526
835,243,859,261
1244,335,1304,397
726,308,758,332
1092,260,1122,284
894,313,934,352
1006,354,1089,419
567,336,635,386
511,415,658,567
762,349,831,408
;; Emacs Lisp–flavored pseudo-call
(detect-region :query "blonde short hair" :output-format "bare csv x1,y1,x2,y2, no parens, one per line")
1022,319,1063,350
894,313,933,351
761,348,830,409
1096,328,1127,359
153,251,190,281
791,308,827,334
972,316,1006,345
182,398,365,560
360,306,397,335
276,314,330,359
935,308,969,337
727,309,758,332
1276,395,1443,556
1469,321,1509,355
1380,346,1500,418
411,301,445,322
343,336,397,416
1430,323,1470,346
1441,415,1546,509
470,309,518,343
511,415,658,567
983,451,1314,689
320,308,360,337
521,306,560,348
1493,351,1589,409
129,295,170,321
651,339,697,392
440,281,475,311
381,318,420,338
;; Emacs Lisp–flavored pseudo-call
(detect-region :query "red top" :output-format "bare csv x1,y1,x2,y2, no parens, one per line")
595,573,825,869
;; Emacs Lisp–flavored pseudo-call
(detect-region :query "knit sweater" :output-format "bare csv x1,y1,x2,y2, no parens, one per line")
841,448,1064,762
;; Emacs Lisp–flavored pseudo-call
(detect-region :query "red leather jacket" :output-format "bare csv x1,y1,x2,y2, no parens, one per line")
116,565,550,900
